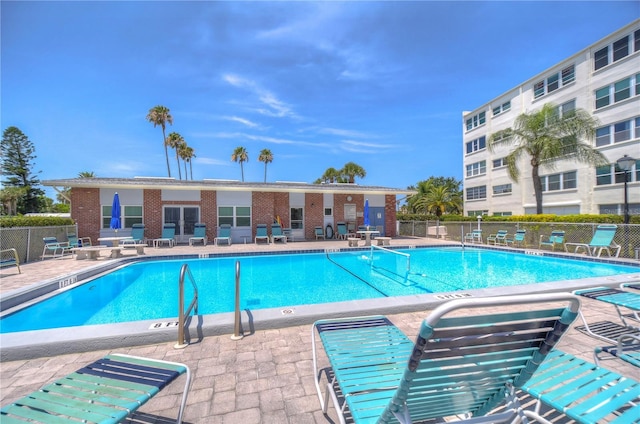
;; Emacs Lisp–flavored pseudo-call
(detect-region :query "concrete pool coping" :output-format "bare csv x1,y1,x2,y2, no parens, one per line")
1,243,639,361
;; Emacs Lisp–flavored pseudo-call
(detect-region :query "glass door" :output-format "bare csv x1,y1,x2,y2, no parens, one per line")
163,206,200,244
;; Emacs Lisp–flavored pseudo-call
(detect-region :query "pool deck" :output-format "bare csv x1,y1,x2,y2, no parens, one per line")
1,236,639,423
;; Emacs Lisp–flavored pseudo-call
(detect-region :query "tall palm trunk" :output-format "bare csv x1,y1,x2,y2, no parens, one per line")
175,151,182,180
531,163,544,214
162,127,171,178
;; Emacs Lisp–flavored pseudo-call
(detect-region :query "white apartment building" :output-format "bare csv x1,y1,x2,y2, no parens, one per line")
462,19,640,217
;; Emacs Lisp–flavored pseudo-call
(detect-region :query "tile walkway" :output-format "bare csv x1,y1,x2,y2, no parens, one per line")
1,237,638,423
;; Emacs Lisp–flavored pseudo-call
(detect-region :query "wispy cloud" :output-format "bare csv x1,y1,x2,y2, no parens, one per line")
196,157,230,166
223,116,261,128
223,73,296,119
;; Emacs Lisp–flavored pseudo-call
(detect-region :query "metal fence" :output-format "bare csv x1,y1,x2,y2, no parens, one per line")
0,225,78,264
398,220,640,260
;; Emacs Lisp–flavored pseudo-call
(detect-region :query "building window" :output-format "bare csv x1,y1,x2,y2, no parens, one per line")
467,210,488,217
595,74,639,109
492,101,511,117
218,206,251,227
493,211,513,217
555,99,575,118
466,160,486,177
533,64,575,99
465,111,486,131
492,157,507,168
493,184,512,195
614,78,631,102
466,185,486,200
465,135,486,154
614,121,631,143
599,203,640,216
594,46,609,70
596,161,639,186
613,35,629,62
102,205,143,229
324,207,332,216
540,171,577,192
596,126,611,147
596,116,640,146
290,207,304,229
594,30,638,71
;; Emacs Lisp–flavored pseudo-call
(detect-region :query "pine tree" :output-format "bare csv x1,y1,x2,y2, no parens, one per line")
1,126,45,213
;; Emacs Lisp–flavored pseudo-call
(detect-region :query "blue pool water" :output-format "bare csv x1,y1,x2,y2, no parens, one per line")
1,247,638,333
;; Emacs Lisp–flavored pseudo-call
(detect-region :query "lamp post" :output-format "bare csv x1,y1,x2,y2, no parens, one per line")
617,154,635,225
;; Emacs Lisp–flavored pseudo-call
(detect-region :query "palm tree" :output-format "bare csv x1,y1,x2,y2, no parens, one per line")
258,149,273,183
146,105,173,177
231,146,249,182
488,102,607,214
408,177,462,216
166,132,185,180
78,171,95,178
341,162,366,183
179,145,195,180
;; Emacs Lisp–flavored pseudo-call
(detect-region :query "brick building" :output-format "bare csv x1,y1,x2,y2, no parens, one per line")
43,177,412,244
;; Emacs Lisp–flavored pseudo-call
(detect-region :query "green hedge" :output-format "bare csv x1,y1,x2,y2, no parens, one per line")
397,213,639,224
0,216,75,228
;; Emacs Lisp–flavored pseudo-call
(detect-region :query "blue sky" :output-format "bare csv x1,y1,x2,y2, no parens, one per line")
2,1,638,199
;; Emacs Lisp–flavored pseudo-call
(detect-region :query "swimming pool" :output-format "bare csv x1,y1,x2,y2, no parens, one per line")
2,246,638,333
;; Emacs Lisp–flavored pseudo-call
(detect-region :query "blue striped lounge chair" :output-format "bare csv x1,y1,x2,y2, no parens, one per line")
573,286,640,343
521,349,640,423
312,293,580,424
271,223,287,243
41,236,73,260
255,224,270,244
594,333,640,368
487,229,508,245
188,223,207,246
1,354,191,423
214,224,232,246
539,230,565,251
153,223,176,248
564,224,621,257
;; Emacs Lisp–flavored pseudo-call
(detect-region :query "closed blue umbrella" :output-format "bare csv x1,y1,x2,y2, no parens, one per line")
110,192,121,232
364,199,370,228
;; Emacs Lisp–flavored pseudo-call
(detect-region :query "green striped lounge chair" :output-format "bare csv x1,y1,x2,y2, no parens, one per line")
312,293,580,424
1,354,191,423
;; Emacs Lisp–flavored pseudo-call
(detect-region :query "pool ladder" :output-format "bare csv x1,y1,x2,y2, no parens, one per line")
175,263,199,349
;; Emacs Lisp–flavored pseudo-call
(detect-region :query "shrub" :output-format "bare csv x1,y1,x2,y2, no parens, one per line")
0,216,75,228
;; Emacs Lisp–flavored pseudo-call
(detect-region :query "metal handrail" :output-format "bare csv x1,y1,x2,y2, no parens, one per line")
370,244,411,271
175,263,198,349
231,260,243,340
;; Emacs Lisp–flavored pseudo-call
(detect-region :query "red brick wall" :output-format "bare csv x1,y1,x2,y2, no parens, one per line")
252,192,276,237
305,193,324,239
274,192,289,228
143,189,163,239
201,190,217,239
70,188,101,244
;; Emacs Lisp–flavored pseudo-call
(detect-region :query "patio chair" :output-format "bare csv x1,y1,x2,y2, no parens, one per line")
573,286,640,343
336,222,350,240
464,229,483,243
315,226,325,240
594,333,640,368
153,223,176,248
271,223,287,244
0,353,191,424
214,224,232,246
121,223,146,246
312,293,580,424
539,230,565,251
487,229,508,245
506,229,526,247
520,349,640,423
41,236,73,260
188,223,207,246
565,224,621,257
67,233,92,248
255,224,270,244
